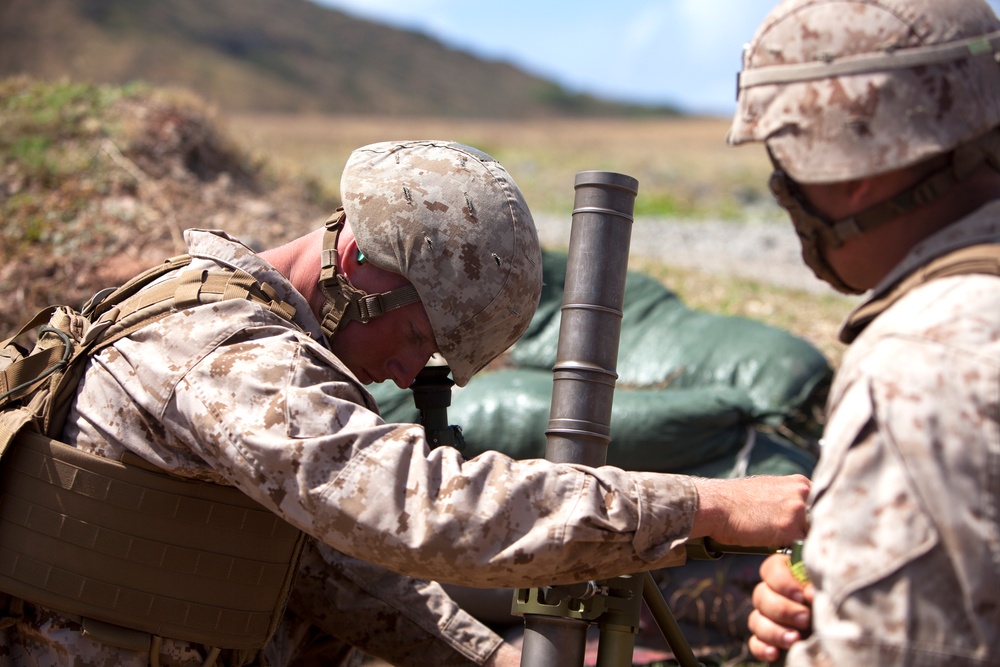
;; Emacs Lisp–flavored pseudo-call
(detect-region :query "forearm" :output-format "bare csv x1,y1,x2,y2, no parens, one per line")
690,475,811,548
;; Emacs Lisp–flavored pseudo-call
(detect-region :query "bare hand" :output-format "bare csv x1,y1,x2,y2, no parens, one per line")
747,553,814,662
690,475,810,547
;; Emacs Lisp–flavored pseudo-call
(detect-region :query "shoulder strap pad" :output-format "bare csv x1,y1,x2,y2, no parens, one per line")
841,243,1000,342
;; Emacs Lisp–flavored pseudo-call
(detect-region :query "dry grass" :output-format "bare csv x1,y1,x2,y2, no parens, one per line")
227,114,776,219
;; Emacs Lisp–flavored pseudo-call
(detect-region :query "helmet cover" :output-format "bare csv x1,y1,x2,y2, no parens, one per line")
340,140,542,386
728,0,1000,183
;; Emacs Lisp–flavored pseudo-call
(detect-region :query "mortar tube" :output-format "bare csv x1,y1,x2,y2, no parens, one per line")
544,170,637,468
518,171,637,667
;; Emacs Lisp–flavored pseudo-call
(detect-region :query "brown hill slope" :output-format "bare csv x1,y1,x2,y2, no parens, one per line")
0,0,677,118
0,77,332,335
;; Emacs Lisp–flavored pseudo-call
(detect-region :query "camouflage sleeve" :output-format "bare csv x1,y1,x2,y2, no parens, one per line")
105,302,694,587
279,539,504,666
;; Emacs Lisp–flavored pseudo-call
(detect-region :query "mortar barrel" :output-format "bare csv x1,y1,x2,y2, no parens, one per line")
545,170,637,468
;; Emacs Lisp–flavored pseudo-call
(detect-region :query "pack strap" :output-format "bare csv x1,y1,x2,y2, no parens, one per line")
91,266,297,353
0,332,70,404
840,243,1000,342
0,307,58,353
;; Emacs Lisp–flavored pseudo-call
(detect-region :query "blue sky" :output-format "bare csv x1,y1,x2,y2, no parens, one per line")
312,0,1000,117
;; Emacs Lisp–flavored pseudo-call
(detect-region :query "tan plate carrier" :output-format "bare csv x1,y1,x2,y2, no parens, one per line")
0,255,307,654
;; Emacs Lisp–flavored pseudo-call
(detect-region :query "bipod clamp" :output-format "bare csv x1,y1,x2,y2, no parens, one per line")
512,576,643,667
512,573,706,667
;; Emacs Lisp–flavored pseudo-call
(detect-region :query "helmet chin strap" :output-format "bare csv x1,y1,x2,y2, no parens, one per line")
317,208,421,342
768,129,1000,294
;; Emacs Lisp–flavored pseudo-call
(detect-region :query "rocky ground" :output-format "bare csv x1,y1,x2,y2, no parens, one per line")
534,213,837,296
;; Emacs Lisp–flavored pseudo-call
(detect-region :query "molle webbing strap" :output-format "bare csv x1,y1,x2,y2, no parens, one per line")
91,265,297,353
840,243,1000,343
0,430,306,649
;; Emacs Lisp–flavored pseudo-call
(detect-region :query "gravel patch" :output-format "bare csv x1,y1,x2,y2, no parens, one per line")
533,214,839,295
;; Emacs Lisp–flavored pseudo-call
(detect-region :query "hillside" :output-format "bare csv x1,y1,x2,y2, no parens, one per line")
0,0,678,119
0,77,332,335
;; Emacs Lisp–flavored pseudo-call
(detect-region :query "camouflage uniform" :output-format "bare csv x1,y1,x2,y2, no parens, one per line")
0,228,696,665
786,203,1000,667
728,2,1000,663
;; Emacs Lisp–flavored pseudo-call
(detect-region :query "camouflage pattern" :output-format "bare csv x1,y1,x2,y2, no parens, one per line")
728,0,1000,183
278,541,504,667
787,202,1000,666
0,229,695,665
341,140,543,386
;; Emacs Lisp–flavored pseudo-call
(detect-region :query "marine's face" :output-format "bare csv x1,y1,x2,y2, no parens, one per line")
328,262,439,389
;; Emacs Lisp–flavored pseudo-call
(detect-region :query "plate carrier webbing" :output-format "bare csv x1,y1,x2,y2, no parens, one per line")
0,255,307,656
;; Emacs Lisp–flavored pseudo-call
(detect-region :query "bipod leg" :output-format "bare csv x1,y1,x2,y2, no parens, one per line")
641,572,704,667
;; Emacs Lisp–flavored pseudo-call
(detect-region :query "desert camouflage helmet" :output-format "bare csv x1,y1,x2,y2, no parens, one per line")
728,0,1000,183
728,0,1000,293
319,140,542,386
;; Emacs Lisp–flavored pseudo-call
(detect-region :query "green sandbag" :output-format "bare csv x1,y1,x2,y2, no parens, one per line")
511,252,831,438
369,372,815,476
369,369,770,473
368,249,827,477
675,429,817,478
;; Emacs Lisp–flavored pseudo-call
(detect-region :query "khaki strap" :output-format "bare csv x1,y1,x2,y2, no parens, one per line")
841,243,1000,343
1,308,61,402
0,307,58,352
0,341,69,404
341,280,420,325
81,256,194,323
91,267,298,354
739,29,1000,90
317,209,421,337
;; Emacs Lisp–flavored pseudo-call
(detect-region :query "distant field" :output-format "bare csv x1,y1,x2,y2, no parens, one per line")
228,114,778,219
227,113,854,366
